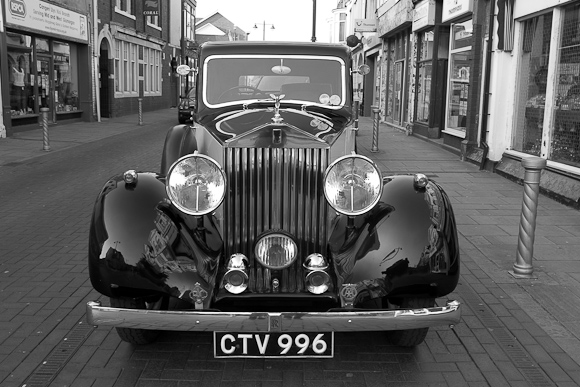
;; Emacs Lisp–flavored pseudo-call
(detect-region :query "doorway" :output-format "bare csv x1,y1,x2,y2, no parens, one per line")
99,42,110,118
37,55,55,123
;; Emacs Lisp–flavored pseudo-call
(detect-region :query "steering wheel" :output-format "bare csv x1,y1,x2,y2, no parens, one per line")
217,86,265,102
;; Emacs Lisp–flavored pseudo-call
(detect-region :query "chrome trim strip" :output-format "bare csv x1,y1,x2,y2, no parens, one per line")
87,301,460,332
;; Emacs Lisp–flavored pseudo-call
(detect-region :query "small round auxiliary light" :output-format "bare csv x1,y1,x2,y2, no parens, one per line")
224,254,249,294
414,173,429,189
303,254,330,294
305,270,330,294
123,170,138,185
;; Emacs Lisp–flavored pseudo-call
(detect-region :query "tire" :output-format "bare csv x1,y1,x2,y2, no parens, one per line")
386,297,434,347
109,297,161,345
178,116,187,124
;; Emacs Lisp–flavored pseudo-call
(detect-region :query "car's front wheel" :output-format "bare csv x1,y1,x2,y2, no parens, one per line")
109,297,164,345
386,297,434,347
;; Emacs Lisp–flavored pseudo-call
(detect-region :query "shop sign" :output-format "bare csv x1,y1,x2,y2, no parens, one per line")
143,0,160,16
442,0,473,23
3,0,88,43
412,0,436,32
377,0,413,37
354,19,377,33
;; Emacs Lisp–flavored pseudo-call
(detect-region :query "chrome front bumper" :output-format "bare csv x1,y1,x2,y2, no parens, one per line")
86,300,460,332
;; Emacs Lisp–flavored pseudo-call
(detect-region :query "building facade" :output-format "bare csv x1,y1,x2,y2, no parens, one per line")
340,0,580,206
491,0,580,206
1,0,92,136
0,0,197,136
96,0,184,119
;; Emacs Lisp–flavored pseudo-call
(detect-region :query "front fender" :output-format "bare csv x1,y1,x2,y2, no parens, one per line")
328,175,459,300
88,172,223,307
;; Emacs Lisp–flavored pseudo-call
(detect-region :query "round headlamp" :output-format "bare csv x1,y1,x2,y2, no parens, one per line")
166,154,226,216
324,155,383,216
254,233,297,270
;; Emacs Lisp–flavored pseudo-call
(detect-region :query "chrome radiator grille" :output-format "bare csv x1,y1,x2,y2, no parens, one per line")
224,147,329,293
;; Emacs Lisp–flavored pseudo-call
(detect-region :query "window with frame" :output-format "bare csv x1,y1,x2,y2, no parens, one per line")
147,15,160,28
550,3,580,168
143,47,162,95
115,40,138,96
184,2,195,42
339,14,347,42
445,19,473,135
416,31,434,123
512,13,552,156
115,0,133,16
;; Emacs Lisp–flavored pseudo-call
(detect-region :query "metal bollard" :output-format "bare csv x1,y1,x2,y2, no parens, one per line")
138,98,143,126
353,100,360,134
510,156,547,278
41,107,50,151
371,106,380,153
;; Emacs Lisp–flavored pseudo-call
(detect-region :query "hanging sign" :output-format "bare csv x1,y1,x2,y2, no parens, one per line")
3,0,88,42
143,0,160,16
354,19,377,33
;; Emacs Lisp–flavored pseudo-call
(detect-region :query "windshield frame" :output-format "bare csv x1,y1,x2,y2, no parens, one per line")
202,54,347,109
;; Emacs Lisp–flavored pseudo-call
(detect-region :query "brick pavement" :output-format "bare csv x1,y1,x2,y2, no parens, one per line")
0,109,579,386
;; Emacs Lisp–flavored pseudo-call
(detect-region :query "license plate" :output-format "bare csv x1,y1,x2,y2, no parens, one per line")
214,332,334,358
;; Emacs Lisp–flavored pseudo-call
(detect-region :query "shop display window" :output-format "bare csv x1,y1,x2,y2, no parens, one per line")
445,20,473,135
416,31,434,123
54,42,79,113
512,13,552,156
550,3,580,168
6,32,33,117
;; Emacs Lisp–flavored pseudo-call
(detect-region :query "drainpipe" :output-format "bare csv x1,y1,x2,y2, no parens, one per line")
93,0,101,122
479,0,495,170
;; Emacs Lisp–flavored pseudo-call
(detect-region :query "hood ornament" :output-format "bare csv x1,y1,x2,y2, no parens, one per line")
270,93,285,124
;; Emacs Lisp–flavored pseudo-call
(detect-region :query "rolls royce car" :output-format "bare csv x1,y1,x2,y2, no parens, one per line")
87,41,460,357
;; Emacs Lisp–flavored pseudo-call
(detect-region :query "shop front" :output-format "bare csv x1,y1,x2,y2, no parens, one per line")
411,0,450,139
495,0,580,206
1,0,91,136
376,0,414,129
440,0,474,150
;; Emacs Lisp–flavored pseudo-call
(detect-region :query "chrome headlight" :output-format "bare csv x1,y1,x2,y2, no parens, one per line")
254,233,297,270
166,154,226,216
324,155,383,216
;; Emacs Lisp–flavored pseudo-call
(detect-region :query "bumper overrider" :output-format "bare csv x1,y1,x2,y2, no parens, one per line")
86,300,460,332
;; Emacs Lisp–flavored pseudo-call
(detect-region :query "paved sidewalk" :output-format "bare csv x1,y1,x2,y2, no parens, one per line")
355,116,580,368
0,109,176,166
2,108,580,373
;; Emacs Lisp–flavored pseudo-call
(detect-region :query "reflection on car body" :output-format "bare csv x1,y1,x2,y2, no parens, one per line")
87,41,461,357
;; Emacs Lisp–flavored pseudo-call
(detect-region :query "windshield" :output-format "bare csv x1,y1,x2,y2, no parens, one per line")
203,55,345,107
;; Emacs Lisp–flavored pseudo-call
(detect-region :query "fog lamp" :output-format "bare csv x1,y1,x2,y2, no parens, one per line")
305,270,330,294
254,233,297,269
223,254,249,294
304,254,330,294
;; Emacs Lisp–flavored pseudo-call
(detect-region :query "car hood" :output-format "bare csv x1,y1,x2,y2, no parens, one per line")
198,108,351,145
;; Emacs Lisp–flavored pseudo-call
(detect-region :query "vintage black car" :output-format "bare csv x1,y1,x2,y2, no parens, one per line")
87,41,460,357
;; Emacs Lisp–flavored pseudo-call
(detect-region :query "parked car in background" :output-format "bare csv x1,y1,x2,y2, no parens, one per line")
87,41,461,357
177,87,195,124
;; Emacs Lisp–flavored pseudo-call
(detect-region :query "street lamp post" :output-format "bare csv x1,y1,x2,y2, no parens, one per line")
253,21,275,41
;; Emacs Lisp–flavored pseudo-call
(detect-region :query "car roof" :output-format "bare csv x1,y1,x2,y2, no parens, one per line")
199,41,351,60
